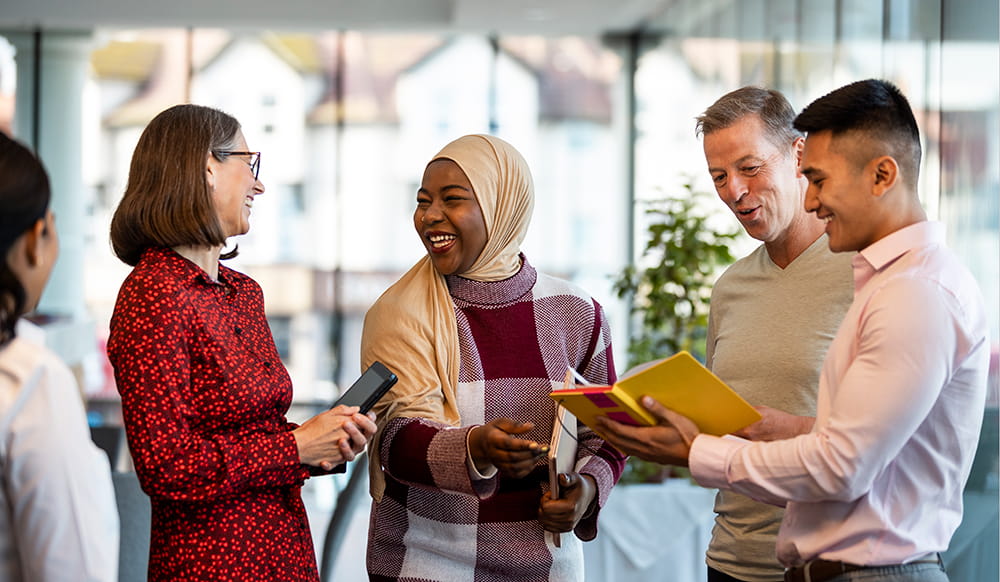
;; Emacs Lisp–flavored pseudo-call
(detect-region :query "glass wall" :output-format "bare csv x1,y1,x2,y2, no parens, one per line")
0,2,996,577
0,28,632,408
0,29,635,570
634,3,998,579
2,6,995,407
635,0,998,390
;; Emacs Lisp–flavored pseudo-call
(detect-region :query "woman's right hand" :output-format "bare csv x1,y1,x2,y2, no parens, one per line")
468,418,548,478
293,405,378,470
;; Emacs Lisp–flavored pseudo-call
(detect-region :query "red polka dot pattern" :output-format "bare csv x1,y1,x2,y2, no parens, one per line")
107,247,319,581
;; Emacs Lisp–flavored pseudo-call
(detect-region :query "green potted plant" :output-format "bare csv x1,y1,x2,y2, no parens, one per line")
612,179,740,483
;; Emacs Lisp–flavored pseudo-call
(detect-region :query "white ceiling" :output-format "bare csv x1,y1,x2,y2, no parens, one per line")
0,0,675,34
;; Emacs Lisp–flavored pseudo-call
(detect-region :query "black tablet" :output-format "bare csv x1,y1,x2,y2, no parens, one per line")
332,361,398,413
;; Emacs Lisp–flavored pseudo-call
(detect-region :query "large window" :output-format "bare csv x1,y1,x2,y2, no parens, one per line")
0,29,631,405
635,0,999,389
634,3,998,579
0,4,996,578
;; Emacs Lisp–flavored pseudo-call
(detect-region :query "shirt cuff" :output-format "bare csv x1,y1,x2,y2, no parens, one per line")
689,433,748,490
466,429,498,480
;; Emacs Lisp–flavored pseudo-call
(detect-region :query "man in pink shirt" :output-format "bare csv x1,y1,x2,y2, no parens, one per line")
597,79,989,582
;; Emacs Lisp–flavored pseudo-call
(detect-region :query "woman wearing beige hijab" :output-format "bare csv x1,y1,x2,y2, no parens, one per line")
361,134,626,581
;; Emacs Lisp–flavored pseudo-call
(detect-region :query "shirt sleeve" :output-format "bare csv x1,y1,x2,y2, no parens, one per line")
379,416,498,498
691,277,975,504
5,357,119,582
109,284,310,502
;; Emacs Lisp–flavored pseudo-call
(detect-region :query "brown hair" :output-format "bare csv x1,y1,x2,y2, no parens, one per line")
695,86,803,152
110,104,242,266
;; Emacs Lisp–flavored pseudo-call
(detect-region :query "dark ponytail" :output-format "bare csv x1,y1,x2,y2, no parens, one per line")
0,132,51,345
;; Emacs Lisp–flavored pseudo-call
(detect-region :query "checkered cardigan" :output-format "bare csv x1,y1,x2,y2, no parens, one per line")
366,259,625,582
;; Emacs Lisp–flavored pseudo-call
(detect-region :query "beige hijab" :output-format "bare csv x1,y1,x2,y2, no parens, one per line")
360,134,534,500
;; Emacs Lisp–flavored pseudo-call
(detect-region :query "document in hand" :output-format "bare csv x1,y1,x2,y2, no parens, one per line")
548,351,761,436
547,372,577,548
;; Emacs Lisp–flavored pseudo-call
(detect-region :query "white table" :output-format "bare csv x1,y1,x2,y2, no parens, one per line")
584,479,717,582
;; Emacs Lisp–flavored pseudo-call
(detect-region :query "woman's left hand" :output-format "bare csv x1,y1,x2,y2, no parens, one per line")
538,472,597,533
294,406,377,471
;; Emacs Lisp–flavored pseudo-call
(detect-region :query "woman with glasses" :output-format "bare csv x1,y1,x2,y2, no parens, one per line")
361,134,627,581
107,104,376,581
0,132,119,582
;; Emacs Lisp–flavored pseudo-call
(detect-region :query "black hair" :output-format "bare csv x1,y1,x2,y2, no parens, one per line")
0,131,51,345
793,79,921,184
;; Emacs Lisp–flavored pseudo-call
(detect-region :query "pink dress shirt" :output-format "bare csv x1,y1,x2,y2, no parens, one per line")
690,221,990,567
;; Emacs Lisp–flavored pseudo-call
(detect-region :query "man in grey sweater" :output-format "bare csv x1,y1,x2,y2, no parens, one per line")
693,87,853,582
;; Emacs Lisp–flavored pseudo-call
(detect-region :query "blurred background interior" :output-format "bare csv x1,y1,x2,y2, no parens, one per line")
0,0,996,581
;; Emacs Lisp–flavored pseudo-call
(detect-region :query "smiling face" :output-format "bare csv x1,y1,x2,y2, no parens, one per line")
207,130,263,239
801,131,883,253
703,115,807,244
414,159,488,276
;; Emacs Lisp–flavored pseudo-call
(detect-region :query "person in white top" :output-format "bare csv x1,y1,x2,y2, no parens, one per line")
596,79,989,582
0,131,119,582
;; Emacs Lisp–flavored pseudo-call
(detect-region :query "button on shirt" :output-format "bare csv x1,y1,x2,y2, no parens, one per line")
690,221,989,567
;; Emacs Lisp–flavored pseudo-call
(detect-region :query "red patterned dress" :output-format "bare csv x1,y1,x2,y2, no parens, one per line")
108,247,321,581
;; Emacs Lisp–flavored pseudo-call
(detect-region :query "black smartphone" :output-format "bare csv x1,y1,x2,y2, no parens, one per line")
332,361,398,413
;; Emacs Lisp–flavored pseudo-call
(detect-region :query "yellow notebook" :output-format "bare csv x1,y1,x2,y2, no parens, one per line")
550,351,761,436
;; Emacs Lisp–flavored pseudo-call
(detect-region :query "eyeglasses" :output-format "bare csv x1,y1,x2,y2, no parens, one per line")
214,150,261,180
